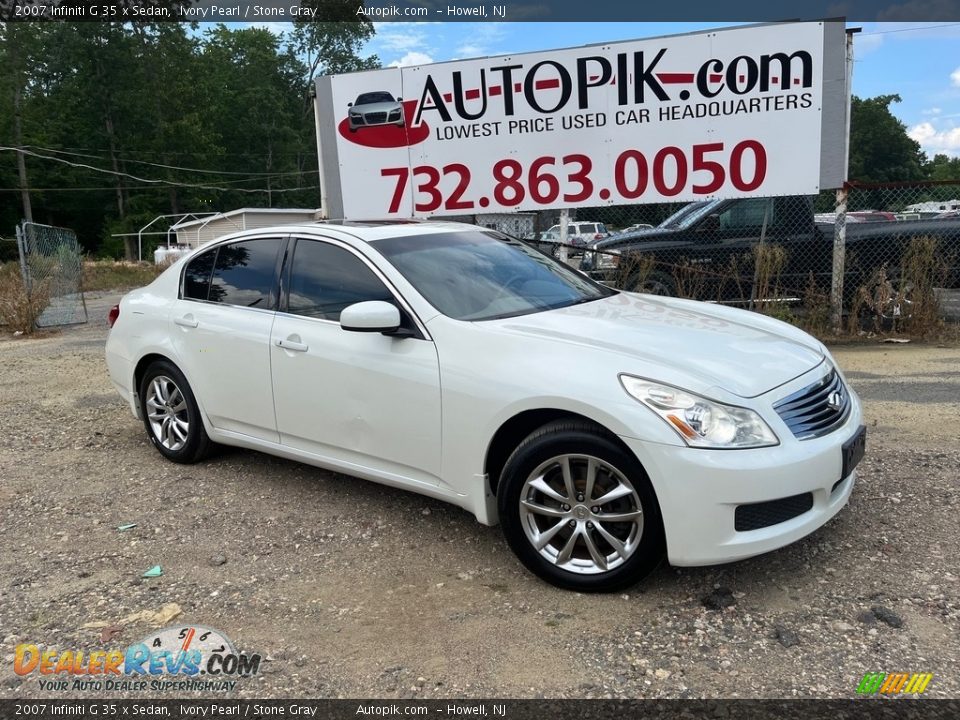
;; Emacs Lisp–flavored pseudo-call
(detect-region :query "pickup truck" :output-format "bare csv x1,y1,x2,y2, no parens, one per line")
579,195,960,304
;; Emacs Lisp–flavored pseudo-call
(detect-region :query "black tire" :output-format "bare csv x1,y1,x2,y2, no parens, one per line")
623,269,676,296
139,360,211,464
498,420,666,592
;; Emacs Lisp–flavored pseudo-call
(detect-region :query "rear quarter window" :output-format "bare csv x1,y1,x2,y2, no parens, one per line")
182,249,216,301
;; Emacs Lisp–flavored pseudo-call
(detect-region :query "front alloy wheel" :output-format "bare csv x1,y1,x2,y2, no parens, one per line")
499,420,665,591
519,454,644,574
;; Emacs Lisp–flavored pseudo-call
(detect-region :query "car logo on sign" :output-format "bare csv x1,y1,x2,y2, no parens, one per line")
826,390,843,411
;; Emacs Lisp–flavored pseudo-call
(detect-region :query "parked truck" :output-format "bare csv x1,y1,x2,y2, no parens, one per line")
578,196,960,311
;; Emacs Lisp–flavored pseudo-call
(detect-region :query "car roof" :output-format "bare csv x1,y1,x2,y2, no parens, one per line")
208,219,484,245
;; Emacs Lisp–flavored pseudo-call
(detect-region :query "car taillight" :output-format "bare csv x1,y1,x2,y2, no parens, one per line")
108,304,120,328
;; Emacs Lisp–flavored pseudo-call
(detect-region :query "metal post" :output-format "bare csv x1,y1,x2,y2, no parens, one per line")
558,209,569,264
830,31,856,332
830,186,848,330
15,222,29,289
313,85,329,219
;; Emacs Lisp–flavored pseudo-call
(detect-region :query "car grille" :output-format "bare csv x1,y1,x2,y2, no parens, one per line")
388,110,402,120
365,112,387,124
773,369,850,440
734,492,814,532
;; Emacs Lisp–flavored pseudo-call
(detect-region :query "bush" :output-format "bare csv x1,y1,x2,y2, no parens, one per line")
0,262,51,335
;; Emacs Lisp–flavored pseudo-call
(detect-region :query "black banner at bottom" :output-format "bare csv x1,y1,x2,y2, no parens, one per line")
0,699,958,720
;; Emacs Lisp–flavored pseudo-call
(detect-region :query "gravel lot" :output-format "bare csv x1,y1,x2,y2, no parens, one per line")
1,292,958,700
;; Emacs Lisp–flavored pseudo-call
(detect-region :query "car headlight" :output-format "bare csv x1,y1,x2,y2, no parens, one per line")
620,375,779,449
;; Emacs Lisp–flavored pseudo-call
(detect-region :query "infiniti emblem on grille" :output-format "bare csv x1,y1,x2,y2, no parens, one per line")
826,390,843,411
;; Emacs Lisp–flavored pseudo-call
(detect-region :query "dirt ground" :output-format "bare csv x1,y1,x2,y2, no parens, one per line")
1,292,958,700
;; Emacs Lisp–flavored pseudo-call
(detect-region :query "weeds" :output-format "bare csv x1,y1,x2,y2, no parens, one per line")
614,254,657,293
849,237,949,338
0,262,51,334
751,244,788,312
800,272,831,336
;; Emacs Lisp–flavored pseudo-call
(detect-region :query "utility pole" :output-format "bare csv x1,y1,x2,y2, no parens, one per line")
9,26,34,223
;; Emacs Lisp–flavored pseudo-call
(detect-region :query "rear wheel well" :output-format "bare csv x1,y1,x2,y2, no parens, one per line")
134,353,175,396
485,410,627,496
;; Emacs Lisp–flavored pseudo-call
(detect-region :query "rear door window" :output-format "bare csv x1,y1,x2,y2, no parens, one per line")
208,238,283,309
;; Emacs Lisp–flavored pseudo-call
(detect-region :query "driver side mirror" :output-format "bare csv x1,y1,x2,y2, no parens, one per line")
698,213,722,234
341,301,410,337
347,102,353,107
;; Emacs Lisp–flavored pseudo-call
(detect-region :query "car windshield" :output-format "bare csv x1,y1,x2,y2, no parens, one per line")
356,92,395,104
659,201,712,228
673,199,725,229
373,230,615,321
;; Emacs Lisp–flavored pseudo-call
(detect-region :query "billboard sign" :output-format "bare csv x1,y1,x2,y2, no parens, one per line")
315,21,848,219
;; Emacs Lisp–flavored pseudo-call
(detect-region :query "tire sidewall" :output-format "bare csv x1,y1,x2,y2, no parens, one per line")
498,429,665,592
139,361,206,463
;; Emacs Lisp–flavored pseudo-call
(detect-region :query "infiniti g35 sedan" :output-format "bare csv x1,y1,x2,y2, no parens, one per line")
106,221,865,591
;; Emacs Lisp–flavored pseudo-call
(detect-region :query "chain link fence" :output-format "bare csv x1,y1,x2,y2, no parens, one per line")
519,180,960,337
14,221,88,328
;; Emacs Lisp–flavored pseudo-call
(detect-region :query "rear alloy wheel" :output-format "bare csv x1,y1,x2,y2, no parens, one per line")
139,360,211,464
499,421,665,591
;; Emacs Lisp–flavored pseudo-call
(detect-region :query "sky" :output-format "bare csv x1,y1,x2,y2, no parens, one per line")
350,21,960,158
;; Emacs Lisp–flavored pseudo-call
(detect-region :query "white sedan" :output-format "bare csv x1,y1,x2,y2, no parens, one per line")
106,221,865,591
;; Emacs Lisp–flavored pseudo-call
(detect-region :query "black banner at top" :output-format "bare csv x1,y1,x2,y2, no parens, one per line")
2,0,960,22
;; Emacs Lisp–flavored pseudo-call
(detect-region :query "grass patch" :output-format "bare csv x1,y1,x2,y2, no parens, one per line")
82,261,164,292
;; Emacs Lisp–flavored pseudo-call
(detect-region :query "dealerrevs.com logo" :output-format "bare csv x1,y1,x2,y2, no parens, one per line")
13,625,261,693
856,672,934,695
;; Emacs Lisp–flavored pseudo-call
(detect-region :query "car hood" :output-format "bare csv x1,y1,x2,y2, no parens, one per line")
490,293,824,398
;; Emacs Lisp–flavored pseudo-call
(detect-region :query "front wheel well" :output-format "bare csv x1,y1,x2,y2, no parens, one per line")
485,410,629,496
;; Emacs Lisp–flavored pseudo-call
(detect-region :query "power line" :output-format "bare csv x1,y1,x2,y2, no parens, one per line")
18,144,317,160
0,146,317,193
860,22,960,36
24,145,312,178
0,186,319,192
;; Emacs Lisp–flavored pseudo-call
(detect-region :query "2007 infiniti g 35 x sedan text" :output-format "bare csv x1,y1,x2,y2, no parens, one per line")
106,221,865,591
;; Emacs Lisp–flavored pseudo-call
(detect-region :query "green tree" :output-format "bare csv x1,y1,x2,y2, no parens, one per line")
926,153,960,181
848,95,926,183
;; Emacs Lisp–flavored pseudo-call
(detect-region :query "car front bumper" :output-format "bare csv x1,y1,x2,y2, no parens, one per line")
620,385,863,567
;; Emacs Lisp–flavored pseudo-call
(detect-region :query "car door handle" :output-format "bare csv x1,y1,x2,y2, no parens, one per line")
174,315,198,328
276,337,309,352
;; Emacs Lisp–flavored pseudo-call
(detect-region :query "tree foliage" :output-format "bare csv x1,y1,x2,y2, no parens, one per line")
0,21,377,256
848,94,927,183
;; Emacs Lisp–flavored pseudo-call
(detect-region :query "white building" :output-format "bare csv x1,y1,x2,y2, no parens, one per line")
170,208,323,248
